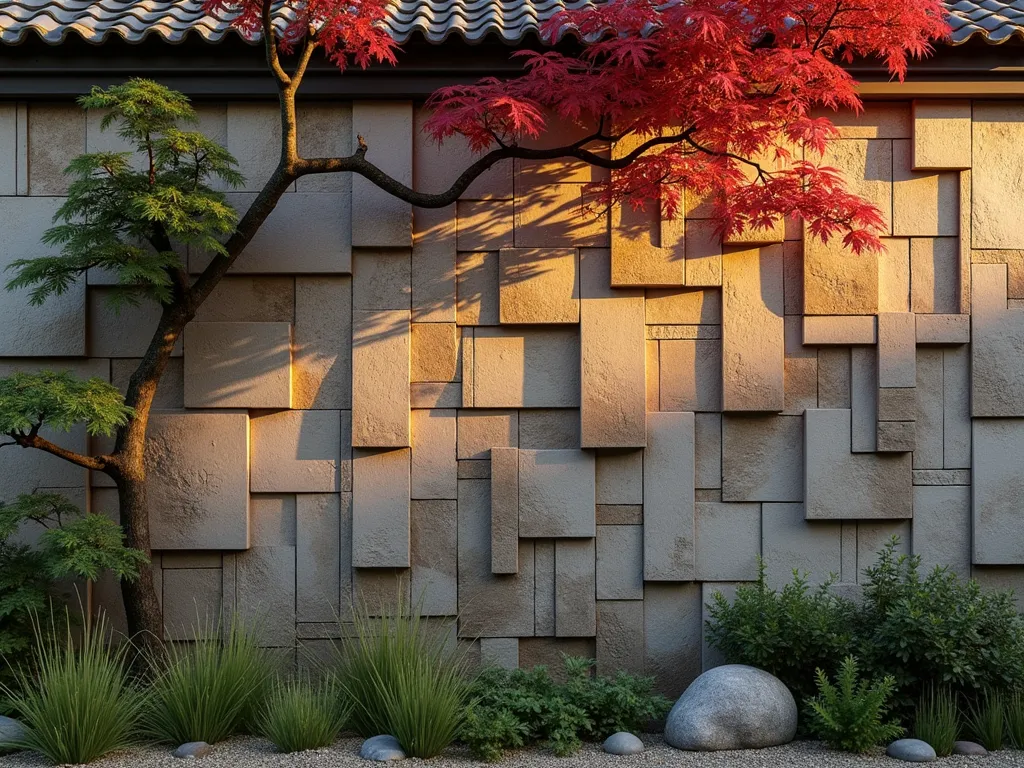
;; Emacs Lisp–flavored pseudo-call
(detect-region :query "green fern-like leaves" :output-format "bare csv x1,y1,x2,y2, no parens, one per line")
0,370,133,437
806,656,904,752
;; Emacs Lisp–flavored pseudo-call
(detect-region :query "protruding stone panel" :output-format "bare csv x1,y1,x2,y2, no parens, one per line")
250,410,340,493
803,316,877,346
472,327,580,408
915,349,944,470
879,237,911,312
353,249,411,311
644,412,696,581
822,138,893,232
722,245,785,411
644,583,702,697
943,346,972,468
296,494,341,623
695,501,760,582
913,469,970,486
596,525,643,601
646,339,660,411
971,309,1024,418
147,411,250,550
555,539,597,637
184,322,291,409
410,409,457,500
762,503,842,587
456,251,500,326
912,486,970,575
480,638,519,670
916,314,970,345
293,277,352,410
410,499,458,616
457,202,514,251
490,447,519,575
596,600,644,676
610,201,685,287
850,347,878,452
721,415,803,502
972,419,1024,565
411,205,457,324
595,450,643,505
352,102,412,247
876,421,916,453
499,248,579,324
519,409,580,449
817,348,852,408
972,103,1024,250
804,409,912,520
352,309,410,447
877,313,916,388
893,140,958,237
28,103,85,195
912,100,971,170
411,382,462,409
684,220,723,287
514,183,608,248
803,233,879,315
352,448,411,568
457,479,536,638
694,413,722,489
411,323,460,383
236,545,297,647
911,238,960,314
89,290,183,358
971,262,1008,314
163,568,223,641
659,339,722,412
518,449,596,538
456,409,518,459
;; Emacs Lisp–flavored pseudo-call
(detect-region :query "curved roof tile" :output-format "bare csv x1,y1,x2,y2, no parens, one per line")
0,0,1020,46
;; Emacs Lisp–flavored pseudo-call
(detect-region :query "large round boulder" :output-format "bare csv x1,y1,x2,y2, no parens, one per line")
664,664,797,751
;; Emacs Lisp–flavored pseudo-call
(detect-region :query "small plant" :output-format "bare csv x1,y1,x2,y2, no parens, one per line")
142,616,273,745
914,685,959,756
964,690,1004,751
256,675,350,753
0,610,145,765
805,655,903,753
337,588,470,758
561,656,670,740
1006,690,1024,749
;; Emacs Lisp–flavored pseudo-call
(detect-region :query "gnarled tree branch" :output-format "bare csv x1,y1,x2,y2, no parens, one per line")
8,431,109,472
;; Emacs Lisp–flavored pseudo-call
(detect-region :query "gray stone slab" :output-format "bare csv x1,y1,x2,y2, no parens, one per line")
596,600,644,677
411,382,462,409
480,637,519,670
534,539,556,636
804,409,913,520
518,409,580,449
410,499,458,616
721,415,803,502
876,420,917,453
596,525,644,600
644,412,696,580
857,522,910,581
878,387,917,422
972,308,1024,417
817,348,851,408
353,249,411,311
162,568,223,641
701,582,737,671
293,277,352,410
913,485,971,575
490,447,519,574
762,503,842,587
472,327,581,408
457,460,490,479
555,538,596,637
517,449,596,538
411,409,457,500
943,346,972,468
352,448,410,568
877,312,917,388
456,409,518,459
972,419,1024,564
249,494,296,548
659,339,723,412
695,502,761,582
644,583,702,698
850,347,877,452
694,413,722,489
250,410,341,493
296,494,341,623
912,469,971,485
236,545,297,647
595,449,643,505
184,322,291,409
596,505,643,525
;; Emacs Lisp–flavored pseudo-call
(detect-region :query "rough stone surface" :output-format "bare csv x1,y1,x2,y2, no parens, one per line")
596,600,644,677
659,339,722,412
499,247,579,324
410,499,458,616
893,140,958,238
911,238,960,314
489,447,519,574
352,102,412,247
644,582,702,698
952,741,988,756
644,412,696,581
184,322,291,409
250,410,340,493
603,733,645,756
173,742,213,759
886,739,937,763
0,716,25,751
479,637,519,670
472,327,580,408
410,409,457,500
721,415,803,502
802,316,877,345
352,309,410,447
595,450,643,505
410,323,459,383
972,419,1024,565
456,250,500,326
878,313,917,389
296,494,341,623
293,277,352,410
664,665,798,751
518,409,579,449
596,525,644,600
803,230,879,316
456,409,517,459
972,306,1024,417
695,502,761,582
555,538,597,637
353,249,411,311
762,503,841,587
518,449,596,538
973,103,1024,249
457,201,515,252
610,201,685,287
352,448,411,568
913,100,972,170
359,735,407,762
684,220,723,287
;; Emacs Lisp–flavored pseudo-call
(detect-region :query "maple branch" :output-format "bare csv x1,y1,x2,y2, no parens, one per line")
8,431,109,472
263,1,291,87
682,135,773,182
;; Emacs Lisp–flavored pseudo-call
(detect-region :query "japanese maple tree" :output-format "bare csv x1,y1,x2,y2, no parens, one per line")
1,0,949,643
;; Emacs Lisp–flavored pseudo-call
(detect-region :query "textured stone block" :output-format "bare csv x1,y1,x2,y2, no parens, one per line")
455,250,499,326
411,382,461,409
659,339,722,412
916,314,970,345
596,600,644,676
555,539,596,637
694,413,722,489
803,232,879,315
877,387,917,422
410,499,458,615
646,339,660,411
878,237,911,312
912,486,971,575
353,249,411,312
88,290,182,358
877,313,916,388
971,262,1008,314
499,248,579,324
28,103,85,195
784,357,818,416
0,198,85,356
824,138,893,231
762,503,842,587
644,583,702,697
850,347,877,452
684,220,722,287
162,568,223,641
147,411,249,550
804,409,912,520
184,322,291,408
911,238,959,314
518,409,580,449
595,450,643,505
912,100,971,170
352,448,410,568
644,412,696,581
457,479,536,637
972,307,1024,418
913,469,970,485
352,102,412,247
458,460,490,479
518,449,596,538
893,140,958,237
721,415,803,502
610,201,685,287
480,638,519,670
457,201,514,251
191,276,294,323
915,349,943,469
647,325,720,340
519,638,596,677
596,505,642,525
972,419,1024,565
411,409,457,500
514,183,608,248
802,316,877,345
812,102,911,139
0,104,17,194
646,288,720,325
293,277,352,410
296,103,352,193
411,324,459,383
352,309,410,447
490,447,519,575
817,348,852,408
856,522,910,582
472,327,580,408
411,205,457,323
534,539,555,636
296,494,341,623
876,420,916,453
972,103,1024,249
695,501,760,581
456,410,517,459
226,103,285,192
722,245,785,411
250,410,340,493
944,346,971,468
975,250,1024,301
249,494,296,547
596,525,644,600
236,546,297,647
581,295,646,447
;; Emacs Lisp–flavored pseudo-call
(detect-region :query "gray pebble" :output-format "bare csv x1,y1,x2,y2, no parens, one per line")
0,715,25,754
359,735,406,761
886,738,937,762
173,742,214,759
603,732,644,755
953,740,988,756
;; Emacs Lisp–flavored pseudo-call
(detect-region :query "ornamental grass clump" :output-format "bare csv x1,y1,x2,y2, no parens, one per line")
142,616,273,745
0,610,145,765
337,588,470,759
805,655,903,753
256,675,351,753
1006,690,1024,749
914,685,959,757
964,690,1004,751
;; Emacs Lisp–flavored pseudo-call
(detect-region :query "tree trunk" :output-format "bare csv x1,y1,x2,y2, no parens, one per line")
117,461,164,652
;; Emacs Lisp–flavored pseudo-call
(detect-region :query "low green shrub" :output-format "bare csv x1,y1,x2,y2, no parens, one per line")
256,676,350,753
805,655,903,753
964,690,1004,751
337,590,469,758
0,610,145,765
1006,690,1024,749
459,657,670,761
142,617,273,745
914,685,959,757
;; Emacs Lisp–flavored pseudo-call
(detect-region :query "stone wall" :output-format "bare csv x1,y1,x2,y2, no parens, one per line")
1,98,1023,695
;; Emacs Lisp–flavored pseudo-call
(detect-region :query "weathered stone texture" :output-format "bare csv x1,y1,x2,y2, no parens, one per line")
472,327,580,408
595,450,643,505
913,485,971,575
293,277,352,410
410,324,460,383
721,415,803,502
695,501,761,582
596,525,644,601
893,140,959,237
250,410,341,493
296,494,341,623
972,103,1024,249
352,309,410,447
762,503,841,587
456,409,518,459
410,499,458,615
410,409,457,500
972,420,1024,565
489,447,519,575
184,322,292,409
518,449,596,538
610,201,685,287
518,409,580,449
659,339,722,412
913,100,971,170
596,600,644,676
644,583,702,697
644,412,696,581
352,102,413,247
555,538,597,636
352,448,411,568
499,248,579,324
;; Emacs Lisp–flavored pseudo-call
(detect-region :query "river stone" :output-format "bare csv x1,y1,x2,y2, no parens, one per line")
952,740,988,756
603,732,645,755
663,664,797,751
359,735,406,761
173,742,213,759
886,738,937,762
0,716,25,753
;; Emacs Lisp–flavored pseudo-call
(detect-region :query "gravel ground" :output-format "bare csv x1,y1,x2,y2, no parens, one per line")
2,737,1023,768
